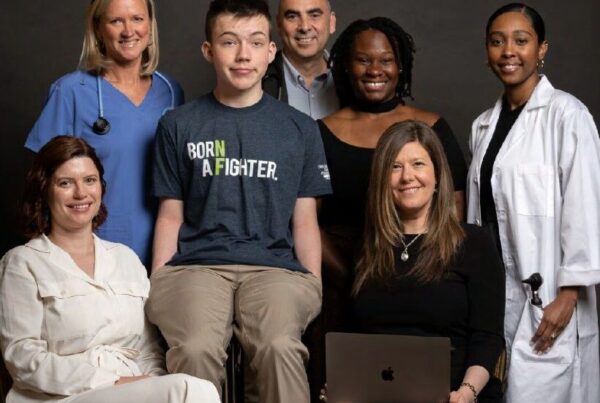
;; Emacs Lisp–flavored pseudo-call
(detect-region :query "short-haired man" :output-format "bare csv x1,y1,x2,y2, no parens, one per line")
146,1,331,402
263,0,338,118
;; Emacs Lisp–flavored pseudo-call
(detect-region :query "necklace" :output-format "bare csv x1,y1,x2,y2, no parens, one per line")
399,233,422,262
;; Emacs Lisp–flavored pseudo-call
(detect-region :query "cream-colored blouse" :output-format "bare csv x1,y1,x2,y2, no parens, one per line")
0,235,165,402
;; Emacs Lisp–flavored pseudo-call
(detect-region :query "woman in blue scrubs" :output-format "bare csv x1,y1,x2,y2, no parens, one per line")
25,0,184,267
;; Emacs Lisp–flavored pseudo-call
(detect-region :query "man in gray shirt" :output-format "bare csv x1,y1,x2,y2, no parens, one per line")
263,0,338,119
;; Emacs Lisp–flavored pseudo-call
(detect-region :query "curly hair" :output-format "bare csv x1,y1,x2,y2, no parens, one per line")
329,17,416,108
21,136,108,239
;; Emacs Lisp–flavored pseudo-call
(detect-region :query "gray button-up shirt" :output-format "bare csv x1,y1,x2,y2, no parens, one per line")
282,52,339,119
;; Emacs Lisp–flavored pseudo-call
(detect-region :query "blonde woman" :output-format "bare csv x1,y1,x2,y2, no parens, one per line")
25,0,184,267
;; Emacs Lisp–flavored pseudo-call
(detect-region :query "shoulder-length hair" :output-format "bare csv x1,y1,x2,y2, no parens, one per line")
79,0,159,76
21,136,108,239
329,17,416,108
353,120,464,294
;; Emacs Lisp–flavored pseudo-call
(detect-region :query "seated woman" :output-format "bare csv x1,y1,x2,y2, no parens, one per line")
352,121,504,403
0,136,219,403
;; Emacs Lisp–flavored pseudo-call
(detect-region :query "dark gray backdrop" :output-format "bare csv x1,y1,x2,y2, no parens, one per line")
1,0,599,254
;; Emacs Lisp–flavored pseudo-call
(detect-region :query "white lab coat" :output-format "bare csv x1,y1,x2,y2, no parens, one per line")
466,76,600,403
0,235,165,402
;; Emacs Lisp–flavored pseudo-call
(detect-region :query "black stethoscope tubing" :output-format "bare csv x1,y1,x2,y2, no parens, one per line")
93,71,175,135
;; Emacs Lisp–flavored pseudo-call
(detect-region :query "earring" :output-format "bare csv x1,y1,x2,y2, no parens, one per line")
537,59,545,69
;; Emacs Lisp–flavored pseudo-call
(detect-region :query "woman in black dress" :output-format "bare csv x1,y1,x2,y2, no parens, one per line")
353,120,505,403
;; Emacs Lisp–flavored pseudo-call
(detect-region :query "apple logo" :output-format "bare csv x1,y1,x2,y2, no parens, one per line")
381,366,395,381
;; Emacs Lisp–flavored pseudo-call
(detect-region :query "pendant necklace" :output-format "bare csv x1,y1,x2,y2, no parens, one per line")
399,233,422,262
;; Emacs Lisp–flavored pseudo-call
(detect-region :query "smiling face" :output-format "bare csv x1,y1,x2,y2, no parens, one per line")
486,11,548,92
277,0,336,64
390,141,436,225
349,29,399,104
202,14,276,101
96,0,151,67
47,157,102,236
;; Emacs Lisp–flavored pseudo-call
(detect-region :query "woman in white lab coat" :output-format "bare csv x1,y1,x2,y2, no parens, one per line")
0,136,219,403
466,3,600,402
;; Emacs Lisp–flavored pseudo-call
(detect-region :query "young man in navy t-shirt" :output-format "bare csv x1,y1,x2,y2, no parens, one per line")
146,1,331,402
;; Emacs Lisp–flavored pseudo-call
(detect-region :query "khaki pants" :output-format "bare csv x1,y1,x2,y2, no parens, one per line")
146,265,322,403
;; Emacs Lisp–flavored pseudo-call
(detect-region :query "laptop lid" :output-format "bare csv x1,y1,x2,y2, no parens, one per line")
326,332,451,403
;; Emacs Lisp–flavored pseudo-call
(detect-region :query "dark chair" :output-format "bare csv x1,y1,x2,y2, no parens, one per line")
223,336,244,403
1,353,11,403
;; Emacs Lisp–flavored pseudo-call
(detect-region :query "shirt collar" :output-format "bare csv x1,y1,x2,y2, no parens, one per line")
281,51,331,88
479,75,554,127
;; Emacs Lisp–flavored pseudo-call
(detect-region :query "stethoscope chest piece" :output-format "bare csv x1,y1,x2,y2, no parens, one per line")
92,71,174,136
93,116,111,135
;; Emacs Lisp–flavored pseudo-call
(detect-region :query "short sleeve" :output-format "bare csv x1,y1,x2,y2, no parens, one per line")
25,80,74,152
432,118,467,191
298,120,332,198
152,118,183,200
463,226,505,374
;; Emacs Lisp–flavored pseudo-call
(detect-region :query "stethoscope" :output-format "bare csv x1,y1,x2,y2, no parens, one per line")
93,71,175,135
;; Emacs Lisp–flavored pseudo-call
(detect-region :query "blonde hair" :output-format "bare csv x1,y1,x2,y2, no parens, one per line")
79,0,159,76
353,120,464,294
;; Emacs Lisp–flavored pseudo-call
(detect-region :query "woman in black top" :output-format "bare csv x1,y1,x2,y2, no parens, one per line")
353,121,504,403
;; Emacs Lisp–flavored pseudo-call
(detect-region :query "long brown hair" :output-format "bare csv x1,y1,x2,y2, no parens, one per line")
353,120,464,294
21,136,108,239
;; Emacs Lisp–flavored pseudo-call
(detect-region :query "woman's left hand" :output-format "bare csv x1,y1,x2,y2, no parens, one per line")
531,286,579,353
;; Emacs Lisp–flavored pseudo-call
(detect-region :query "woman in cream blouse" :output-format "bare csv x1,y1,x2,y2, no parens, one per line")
0,136,219,403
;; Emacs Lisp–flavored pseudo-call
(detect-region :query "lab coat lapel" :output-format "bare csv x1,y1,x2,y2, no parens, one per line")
493,75,554,165
474,98,502,160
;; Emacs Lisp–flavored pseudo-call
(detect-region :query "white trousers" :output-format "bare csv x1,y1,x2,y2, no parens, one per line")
8,374,220,403
67,374,220,403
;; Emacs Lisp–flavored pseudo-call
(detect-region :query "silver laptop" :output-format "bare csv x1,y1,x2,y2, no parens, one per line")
326,332,450,403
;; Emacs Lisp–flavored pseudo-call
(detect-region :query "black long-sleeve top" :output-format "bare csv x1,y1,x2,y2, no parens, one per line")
353,224,505,396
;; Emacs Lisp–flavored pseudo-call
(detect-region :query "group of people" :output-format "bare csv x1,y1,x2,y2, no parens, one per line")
0,1,598,403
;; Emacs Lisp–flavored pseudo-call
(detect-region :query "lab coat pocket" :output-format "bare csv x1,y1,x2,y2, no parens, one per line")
515,164,555,217
511,300,576,365
108,281,149,337
38,279,106,347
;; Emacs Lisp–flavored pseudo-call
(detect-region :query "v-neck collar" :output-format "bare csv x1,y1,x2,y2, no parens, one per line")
27,234,118,285
99,73,156,109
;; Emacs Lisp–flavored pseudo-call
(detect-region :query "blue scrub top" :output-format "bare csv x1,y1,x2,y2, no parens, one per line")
25,70,184,267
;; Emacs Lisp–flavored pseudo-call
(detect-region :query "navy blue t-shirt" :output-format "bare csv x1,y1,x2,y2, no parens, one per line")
153,93,331,272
